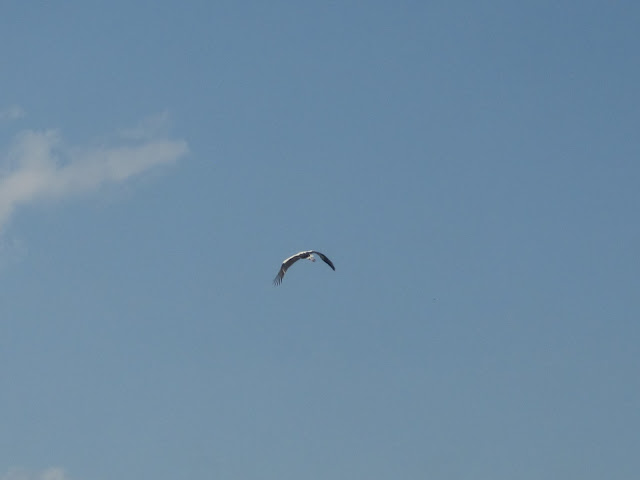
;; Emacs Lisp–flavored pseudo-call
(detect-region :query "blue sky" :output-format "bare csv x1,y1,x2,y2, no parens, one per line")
1,2,639,479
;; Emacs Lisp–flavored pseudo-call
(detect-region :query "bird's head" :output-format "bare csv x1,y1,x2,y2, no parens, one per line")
308,254,316,262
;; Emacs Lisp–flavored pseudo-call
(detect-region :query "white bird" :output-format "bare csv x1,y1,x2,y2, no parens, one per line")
273,250,336,286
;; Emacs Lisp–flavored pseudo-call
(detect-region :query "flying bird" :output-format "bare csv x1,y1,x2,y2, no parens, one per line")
273,250,335,286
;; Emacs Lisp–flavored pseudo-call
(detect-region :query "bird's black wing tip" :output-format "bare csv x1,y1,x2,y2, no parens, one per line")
317,252,336,271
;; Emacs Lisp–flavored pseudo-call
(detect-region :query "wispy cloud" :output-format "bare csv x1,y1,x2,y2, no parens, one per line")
1,467,70,480
0,105,26,121
118,109,171,140
0,112,188,232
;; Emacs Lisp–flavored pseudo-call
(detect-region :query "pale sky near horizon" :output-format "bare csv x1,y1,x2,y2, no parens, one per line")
2,2,639,479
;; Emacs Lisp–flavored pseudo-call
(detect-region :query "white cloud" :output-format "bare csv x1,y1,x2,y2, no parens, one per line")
0,113,188,232
118,109,171,140
38,468,67,480
0,105,26,121
1,467,70,480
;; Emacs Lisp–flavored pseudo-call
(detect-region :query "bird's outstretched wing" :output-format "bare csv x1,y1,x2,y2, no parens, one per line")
312,251,336,271
273,252,308,285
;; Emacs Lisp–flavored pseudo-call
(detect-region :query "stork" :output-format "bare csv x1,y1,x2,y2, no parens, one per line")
273,250,335,286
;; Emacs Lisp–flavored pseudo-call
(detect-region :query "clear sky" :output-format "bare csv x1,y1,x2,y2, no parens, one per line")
1,2,639,479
